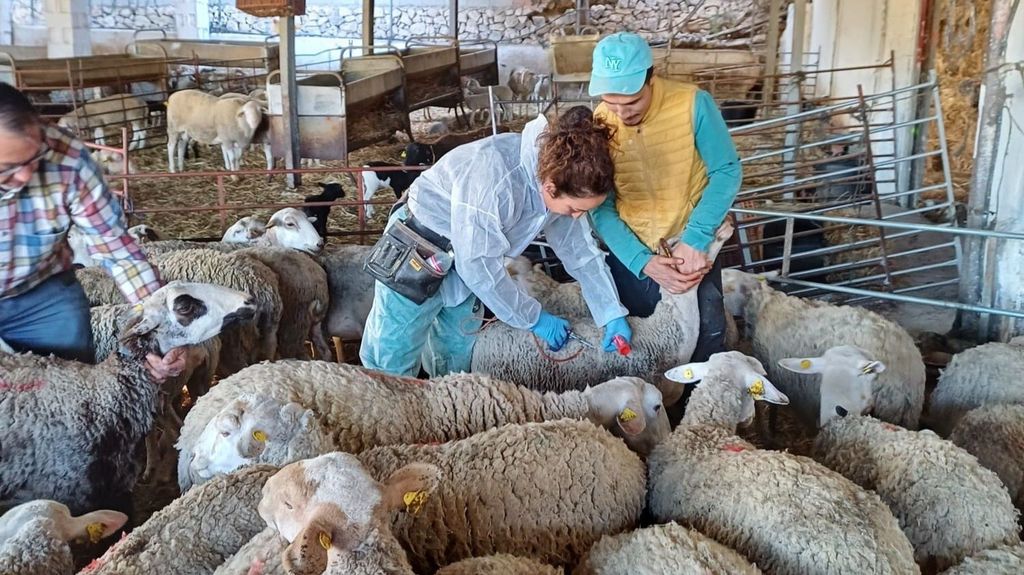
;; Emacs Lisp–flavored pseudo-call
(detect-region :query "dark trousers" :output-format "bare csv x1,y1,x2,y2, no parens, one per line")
0,270,95,363
607,252,727,425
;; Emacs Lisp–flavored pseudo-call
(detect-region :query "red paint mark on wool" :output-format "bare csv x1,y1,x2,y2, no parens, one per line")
0,379,46,392
722,443,748,452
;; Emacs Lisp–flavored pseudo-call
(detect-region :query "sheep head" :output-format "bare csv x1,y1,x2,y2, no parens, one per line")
222,215,267,244
0,500,126,546
119,281,256,355
583,376,670,456
667,350,788,426
264,207,324,253
778,344,885,428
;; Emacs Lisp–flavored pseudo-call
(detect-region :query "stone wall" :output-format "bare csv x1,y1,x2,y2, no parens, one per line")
13,0,176,29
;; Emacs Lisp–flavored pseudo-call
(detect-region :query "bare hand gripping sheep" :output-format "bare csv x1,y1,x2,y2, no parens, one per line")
470,223,735,394
176,360,670,490
0,282,255,516
648,351,918,575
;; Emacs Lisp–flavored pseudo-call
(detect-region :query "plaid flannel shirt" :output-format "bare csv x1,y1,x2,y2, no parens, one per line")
0,124,161,303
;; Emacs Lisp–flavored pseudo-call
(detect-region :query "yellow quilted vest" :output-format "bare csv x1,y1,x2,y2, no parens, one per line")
595,77,709,250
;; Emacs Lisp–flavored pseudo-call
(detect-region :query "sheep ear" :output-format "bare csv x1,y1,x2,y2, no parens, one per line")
380,463,441,514
778,356,826,374
282,506,353,575
615,397,647,436
859,360,886,375
747,374,789,405
664,362,709,384
120,303,161,339
68,510,128,544
306,215,318,224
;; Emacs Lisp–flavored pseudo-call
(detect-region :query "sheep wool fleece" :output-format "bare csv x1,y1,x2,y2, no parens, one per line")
938,543,1024,575
929,342,1024,436
0,517,75,575
648,425,918,575
574,522,762,575
948,404,1024,507
814,416,1020,570
435,554,562,575
356,420,646,573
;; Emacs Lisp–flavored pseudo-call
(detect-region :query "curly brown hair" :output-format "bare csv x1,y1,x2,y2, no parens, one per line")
537,106,616,199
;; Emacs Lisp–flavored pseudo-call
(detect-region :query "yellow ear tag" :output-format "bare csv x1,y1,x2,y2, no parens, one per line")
252,430,267,442
400,150,407,158
132,303,144,314
683,368,694,379
86,522,105,544
318,531,332,550
619,407,637,422
748,379,765,399
800,359,812,369
403,490,428,515
756,276,767,283
861,362,876,375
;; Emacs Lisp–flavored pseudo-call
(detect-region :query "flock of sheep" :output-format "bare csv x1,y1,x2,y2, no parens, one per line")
2,210,1024,574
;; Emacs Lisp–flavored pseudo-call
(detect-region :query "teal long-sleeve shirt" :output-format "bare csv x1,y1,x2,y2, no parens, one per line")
590,89,742,278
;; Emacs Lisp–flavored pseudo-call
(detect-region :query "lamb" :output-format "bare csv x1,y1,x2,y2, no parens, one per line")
402,125,510,168
721,268,926,430
358,420,646,572
166,89,263,174
222,215,267,244
435,554,561,575
358,162,421,218
319,243,375,341
127,224,164,243
927,340,1024,436
648,351,918,575
938,543,1024,574
302,182,344,238
81,465,276,575
0,500,126,575
213,454,440,575
471,222,733,394
948,404,1024,508
176,360,670,489
57,94,148,150
233,246,331,360
0,282,255,515
506,66,540,117
574,522,762,575
462,84,515,125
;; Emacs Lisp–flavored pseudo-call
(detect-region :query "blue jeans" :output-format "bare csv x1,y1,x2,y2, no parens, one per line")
0,270,95,363
359,207,482,377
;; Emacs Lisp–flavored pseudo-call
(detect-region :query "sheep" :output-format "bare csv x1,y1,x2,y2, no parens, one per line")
648,351,918,575
462,84,515,125
574,522,762,575
93,148,138,177
358,162,421,219
302,182,344,238
222,215,267,244
255,207,324,254
470,222,734,396
74,267,126,306
233,246,330,360
721,268,926,430
57,94,149,150
176,360,670,490
436,554,562,575
938,543,1024,574
811,413,1019,571
0,500,126,575
81,465,276,575
357,420,646,572
214,454,440,575
0,281,255,516
166,89,263,174
506,66,540,117
319,244,375,341
402,125,511,168
948,404,1024,508
927,340,1024,436
127,224,164,243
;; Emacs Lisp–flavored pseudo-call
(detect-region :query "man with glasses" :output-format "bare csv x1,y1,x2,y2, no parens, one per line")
0,82,185,379
586,33,741,419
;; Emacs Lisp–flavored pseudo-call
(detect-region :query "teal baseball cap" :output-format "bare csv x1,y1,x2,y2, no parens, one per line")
589,32,653,97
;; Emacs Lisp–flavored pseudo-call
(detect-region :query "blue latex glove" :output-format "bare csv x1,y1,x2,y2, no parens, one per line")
602,316,633,353
530,311,570,351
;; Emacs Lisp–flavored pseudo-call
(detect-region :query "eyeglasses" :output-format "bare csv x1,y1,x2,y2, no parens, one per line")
0,142,49,183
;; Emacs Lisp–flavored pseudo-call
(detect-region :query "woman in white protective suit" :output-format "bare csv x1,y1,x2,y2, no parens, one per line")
359,105,633,377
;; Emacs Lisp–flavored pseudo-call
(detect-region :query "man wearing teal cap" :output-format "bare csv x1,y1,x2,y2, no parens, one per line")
588,32,741,397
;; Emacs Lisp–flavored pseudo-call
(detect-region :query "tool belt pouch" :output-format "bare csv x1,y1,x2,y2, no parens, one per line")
363,220,451,305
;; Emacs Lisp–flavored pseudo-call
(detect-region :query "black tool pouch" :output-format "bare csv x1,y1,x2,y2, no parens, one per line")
363,219,452,305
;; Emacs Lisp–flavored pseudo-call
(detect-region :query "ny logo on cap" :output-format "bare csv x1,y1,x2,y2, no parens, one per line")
604,56,623,72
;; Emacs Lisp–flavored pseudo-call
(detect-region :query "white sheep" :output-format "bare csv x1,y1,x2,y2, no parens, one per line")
215,454,440,575
927,340,1024,436
0,500,126,575
574,521,762,575
222,215,267,244
0,282,255,515
82,465,277,574
359,420,646,572
506,66,540,117
722,268,926,430
938,543,1024,574
437,554,562,575
166,89,263,174
126,224,163,243
648,351,918,575
471,223,734,396
948,404,1024,508
57,94,148,150
176,360,670,490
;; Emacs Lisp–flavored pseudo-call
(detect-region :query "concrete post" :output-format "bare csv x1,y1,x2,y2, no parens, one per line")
174,0,211,40
45,0,91,58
